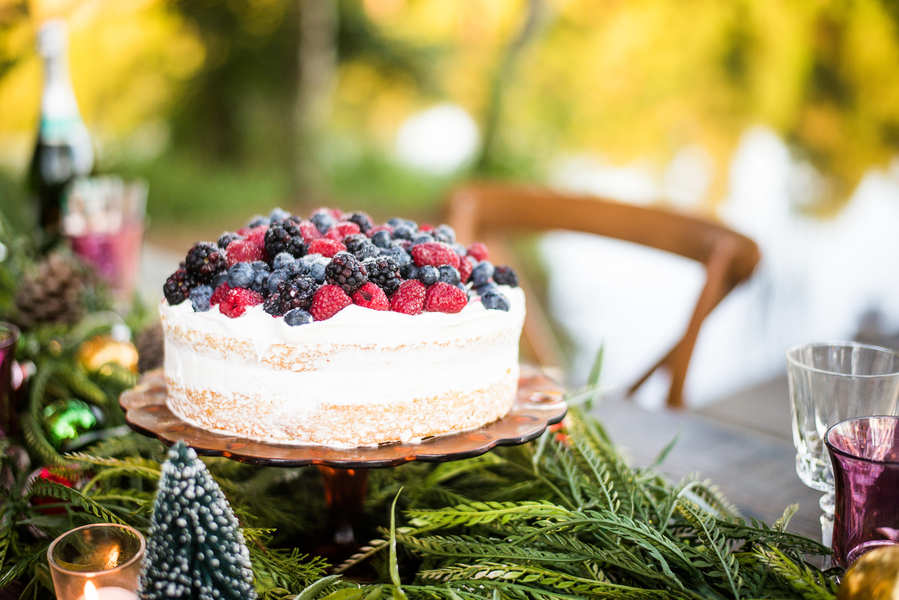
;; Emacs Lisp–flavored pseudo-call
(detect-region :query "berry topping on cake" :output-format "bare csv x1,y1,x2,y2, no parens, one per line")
226,239,265,267
310,211,336,235
217,231,243,249
210,282,231,305
310,284,352,321
163,267,193,305
306,238,346,258
411,242,461,270
264,220,307,259
189,285,214,312
185,242,227,283
347,211,373,233
352,282,389,311
493,265,519,287
283,308,313,326
423,282,468,314
219,287,263,318
438,265,461,286
470,261,495,287
264,275,318,316
458,255,475,284
359,256,399,296
227,262,256,289
417,264,439,286
481,290,511,311
325,252,368,295
390,279,427,315
467,242,490,262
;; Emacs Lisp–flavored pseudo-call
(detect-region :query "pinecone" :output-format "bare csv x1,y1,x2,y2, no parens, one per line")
135,321,165,373
14,253,92,328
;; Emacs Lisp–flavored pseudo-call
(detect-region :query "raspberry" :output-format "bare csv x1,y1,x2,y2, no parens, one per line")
163,266,193,305
418,223,435,233
411,242,461,270
219,287,263,318
210,282,231,305
325,251,368,295
423,282,468,314
265,220,307,258
467,242,490,262
310,284,352,321
185,242,227,283
352,282,389,310
327,222,361,240
459,255,476,284
306,238,346,258
389,279,427,315
244,225,269,247
226,239,265,267
493,265,519,287
297,220,322,243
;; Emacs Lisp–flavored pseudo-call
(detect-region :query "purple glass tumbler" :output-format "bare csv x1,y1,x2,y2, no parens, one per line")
0,322,20,436
825,415,899,567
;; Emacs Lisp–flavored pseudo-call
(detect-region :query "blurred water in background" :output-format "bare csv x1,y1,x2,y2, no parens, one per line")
545,126,899,408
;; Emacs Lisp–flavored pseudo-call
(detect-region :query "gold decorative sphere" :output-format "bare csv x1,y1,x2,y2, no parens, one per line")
838,545,899,600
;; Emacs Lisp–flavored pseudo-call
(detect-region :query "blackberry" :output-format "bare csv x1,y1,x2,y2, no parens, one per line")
343,233,370,255
417,264,439,286
493,265,519,287
163,267,193,305
185,242,227,283
325,252,368,295
190,285,214,312
370,230,392,249
265,219,307,258
347,212,373,233
217,231,243,249
364,256,402,296
264,276,318,316
311,212,335,235
471,261,495,287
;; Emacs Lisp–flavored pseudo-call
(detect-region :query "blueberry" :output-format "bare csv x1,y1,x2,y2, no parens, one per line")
493,265,519,287
481,291,510,311
438,265,461,286
471,261,494,287
190,285,213,312
283,308,313,326
251,261,270,273
269,207,292,222
451,242,468,257
212,272,229,288
228,262,255,288
251,269,270,293
381,246,412,269
475,282,499,296
289,257,311,277
267,269,289,295
411,233,435,246
418,265,439,286
392,224,416,241
435,224,456,244
273,252,295,271
307,258,328,283
355,242,380,260
402,263,420,280
311,212,335,234
387,217,416,229
371,230,391,249
246,214,270,228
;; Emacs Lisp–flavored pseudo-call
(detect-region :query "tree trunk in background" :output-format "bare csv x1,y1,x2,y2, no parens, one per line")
293,0,338,204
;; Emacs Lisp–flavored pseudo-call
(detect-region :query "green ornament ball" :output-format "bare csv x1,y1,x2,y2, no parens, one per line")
42,399,100,447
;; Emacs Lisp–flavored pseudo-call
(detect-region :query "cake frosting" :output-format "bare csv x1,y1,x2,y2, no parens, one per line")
159,207,525,447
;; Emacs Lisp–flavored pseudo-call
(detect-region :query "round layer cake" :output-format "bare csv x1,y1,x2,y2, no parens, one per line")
159,208,525,447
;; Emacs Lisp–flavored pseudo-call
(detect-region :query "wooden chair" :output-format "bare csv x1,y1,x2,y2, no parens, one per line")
444,182,761,408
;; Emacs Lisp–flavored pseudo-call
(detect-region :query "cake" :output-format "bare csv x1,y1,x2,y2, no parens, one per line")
160,208,525,447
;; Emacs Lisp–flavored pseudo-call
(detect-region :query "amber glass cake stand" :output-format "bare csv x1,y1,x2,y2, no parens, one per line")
119,367,567,561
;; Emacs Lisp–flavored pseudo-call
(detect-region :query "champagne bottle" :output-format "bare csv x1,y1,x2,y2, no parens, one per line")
28,19,94,242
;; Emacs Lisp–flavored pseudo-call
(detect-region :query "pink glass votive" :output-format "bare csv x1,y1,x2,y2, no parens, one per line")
47,523,145,600
825,415,899,567
0,322,20,436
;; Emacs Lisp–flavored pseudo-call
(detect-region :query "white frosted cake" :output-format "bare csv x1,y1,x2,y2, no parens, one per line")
159,208,525,447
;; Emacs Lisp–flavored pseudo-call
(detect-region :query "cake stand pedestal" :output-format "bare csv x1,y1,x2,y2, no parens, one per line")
119,367,566,562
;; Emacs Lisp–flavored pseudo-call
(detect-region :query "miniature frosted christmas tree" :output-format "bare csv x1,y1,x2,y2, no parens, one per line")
139,441,257,600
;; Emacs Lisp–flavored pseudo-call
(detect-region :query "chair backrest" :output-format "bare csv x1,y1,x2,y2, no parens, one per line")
445,182,761,408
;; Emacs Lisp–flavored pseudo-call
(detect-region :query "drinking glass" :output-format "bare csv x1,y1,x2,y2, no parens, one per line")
825,415,899,567
786,342,899,546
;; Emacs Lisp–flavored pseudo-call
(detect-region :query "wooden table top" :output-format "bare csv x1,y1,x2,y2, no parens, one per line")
589,398,823,543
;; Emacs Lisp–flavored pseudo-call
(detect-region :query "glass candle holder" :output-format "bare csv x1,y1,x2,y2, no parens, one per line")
825,415,899,567
47,523,145,600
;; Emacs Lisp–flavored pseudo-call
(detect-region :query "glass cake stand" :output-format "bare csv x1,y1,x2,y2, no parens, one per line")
119,367,567,562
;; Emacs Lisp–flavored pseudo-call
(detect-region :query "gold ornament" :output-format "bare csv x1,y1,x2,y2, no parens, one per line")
78,335,139,373
838,545,899,600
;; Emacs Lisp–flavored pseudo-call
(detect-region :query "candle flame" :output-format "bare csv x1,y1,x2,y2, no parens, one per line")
104,545,119,570
84,580,99,600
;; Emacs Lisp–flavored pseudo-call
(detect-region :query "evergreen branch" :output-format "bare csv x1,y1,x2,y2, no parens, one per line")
294,575,342,600
675,499,742,598
77,464,162,495
398,533,589,564
751,546,838,599
243,529,328,595
21,411,67,468
27,481,127,525
53,361,108,406
714,521,830,557
406,501,569,530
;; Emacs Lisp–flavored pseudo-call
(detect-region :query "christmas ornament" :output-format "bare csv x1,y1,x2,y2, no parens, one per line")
42,398,101,449
139,441,257,600
78,334,139,373
13,252,94,328
838,545,899,600
30,466,77,515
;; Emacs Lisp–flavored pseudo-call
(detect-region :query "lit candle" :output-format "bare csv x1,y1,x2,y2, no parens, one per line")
78,580,139,600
